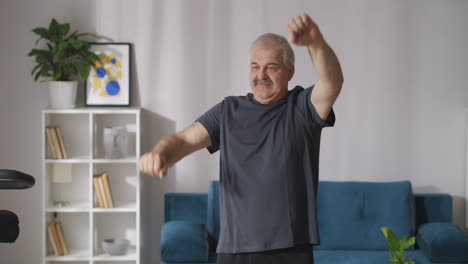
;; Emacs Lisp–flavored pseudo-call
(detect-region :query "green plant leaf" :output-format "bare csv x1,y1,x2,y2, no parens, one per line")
84,51,100,64
58,23,70,37
31,64,42,75
27,49,42,56
399,235,408,251
401,234,408,241
408,237,415,246
32,27,50,45
47,18,64,42
29,49,52,66
54,41,67,60
38,67,50,79
69,39,85,49
49,18,58,29
395,251,406,264
399,235,416,250
32,27,49,43
381,227,400,251
52,72,62,81
76,63,90,80
390,251,403,264
68,30,79,38
74,32,100,39
405,237,416,250
34,70,42,81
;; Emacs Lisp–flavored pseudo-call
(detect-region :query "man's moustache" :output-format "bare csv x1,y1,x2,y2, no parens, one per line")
255,80,273,86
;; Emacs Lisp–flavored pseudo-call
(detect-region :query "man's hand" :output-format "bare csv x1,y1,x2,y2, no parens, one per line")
286,13,323,47
139,151,168,179
139,122,213,179
286,13,343,121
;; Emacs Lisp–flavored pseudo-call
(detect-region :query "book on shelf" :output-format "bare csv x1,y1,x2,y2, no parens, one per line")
45,127,67,159
45,127,54,159
55,221,69,255
50,127,63,159
47,222,60,255
47,220,68,256
93,172,114,208
46,127,58,159
101,173,114,208
55,127,68,159
93,175,106,208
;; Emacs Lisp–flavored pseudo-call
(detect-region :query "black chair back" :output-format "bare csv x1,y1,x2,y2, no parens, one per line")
0,169,35,243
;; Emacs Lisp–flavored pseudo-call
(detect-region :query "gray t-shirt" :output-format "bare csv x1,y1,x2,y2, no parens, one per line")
196,85,335,253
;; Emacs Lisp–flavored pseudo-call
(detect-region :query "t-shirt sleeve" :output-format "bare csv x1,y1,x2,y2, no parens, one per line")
195,101,224,154
296,85,336,128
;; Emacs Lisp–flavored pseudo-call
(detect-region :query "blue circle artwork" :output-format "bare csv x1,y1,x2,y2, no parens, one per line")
111,58,117,64
106,81,120,96
96,67,106,78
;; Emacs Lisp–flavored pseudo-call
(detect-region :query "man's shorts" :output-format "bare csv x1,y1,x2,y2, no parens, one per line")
217,244,314,264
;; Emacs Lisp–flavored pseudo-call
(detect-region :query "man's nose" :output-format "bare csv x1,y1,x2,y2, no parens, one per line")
258,68,267,79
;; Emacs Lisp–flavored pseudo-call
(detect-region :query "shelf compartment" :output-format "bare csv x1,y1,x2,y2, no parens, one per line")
93,213,137,258
92,113,137,159
45,113,90,159
45,163,90,208
92,164,137,209
46,212,90,259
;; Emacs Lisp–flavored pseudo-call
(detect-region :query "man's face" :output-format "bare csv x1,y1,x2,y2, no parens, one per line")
249,45,294,104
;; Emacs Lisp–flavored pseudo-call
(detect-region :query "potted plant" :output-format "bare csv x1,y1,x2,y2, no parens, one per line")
28,18,101,109
381,227,416,264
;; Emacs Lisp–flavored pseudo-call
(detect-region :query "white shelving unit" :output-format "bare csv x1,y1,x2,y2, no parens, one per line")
42,108,141,264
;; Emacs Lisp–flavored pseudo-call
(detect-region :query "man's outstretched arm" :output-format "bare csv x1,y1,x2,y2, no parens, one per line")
286,13,344,120
139,121,212,178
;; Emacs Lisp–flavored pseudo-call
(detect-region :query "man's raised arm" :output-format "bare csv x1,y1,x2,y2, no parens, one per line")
139,122,212,178
286,13,344,120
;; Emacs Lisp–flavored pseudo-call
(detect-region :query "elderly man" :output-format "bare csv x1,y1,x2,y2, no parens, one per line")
140,13,343,264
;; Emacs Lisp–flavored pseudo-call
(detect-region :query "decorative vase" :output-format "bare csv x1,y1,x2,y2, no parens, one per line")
103,126,129,159
48,81,78,109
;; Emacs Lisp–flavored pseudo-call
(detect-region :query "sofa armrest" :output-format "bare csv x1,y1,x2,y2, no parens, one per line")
161,220,209,263
417,222,468,263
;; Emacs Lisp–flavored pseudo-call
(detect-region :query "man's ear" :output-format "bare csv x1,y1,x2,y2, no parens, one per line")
288,66,295,81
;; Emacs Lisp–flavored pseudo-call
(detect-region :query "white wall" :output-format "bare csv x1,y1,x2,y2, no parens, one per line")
1,0,467,263
0,0,95,263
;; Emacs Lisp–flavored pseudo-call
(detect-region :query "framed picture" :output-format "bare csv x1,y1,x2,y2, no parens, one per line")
85,43,131,107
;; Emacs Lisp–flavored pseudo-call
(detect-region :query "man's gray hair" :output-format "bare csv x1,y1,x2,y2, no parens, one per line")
250,33,295,70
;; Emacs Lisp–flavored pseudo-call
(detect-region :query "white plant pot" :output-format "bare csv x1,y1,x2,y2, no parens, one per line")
48,81,78,109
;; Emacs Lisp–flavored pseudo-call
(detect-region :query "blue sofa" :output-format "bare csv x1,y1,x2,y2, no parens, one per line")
161,181,468,264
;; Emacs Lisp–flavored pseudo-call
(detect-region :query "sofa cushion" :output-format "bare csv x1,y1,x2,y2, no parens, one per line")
164,193,207,224
314,249,431,264
206,181,220,250
160,221,209,263
417,222,468,262
316,181,416,250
